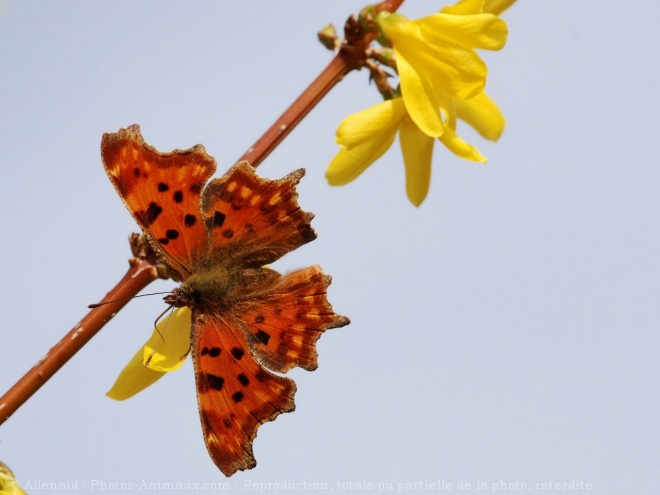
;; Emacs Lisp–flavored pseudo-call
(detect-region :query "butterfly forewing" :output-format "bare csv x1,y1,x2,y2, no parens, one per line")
200,162,317,268
101,125,216,276
191,313,296,476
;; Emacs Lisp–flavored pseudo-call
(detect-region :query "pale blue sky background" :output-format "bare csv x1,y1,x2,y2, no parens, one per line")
1,1,659,494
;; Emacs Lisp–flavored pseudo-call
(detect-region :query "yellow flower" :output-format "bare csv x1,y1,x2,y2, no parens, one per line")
107,307,192,400
326,0,514,205
377,9,508,137
326,97,488,206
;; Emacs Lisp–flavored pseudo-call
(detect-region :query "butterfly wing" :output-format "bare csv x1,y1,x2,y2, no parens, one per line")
101,125,216,277
191,312,296,476
200,162,317,268
236,265,350,373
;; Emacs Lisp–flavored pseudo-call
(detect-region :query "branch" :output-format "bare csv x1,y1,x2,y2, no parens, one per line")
0,236,162,425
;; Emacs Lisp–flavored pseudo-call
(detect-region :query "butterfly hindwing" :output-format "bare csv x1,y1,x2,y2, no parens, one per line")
101,125,216,277
236,266,350,373
191,312,296,476
200,162,317,269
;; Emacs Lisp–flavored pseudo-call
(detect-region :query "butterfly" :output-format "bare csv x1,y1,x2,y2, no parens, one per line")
101,125,349,476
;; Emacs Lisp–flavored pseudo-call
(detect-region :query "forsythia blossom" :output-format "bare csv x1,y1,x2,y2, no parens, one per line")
326,0,515,206
326,97,488,206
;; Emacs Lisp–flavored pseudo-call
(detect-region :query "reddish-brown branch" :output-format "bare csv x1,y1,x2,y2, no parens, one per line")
0,254,160,425
237,53,353,169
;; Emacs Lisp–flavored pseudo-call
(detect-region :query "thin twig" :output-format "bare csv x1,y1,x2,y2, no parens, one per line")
0,239,162,425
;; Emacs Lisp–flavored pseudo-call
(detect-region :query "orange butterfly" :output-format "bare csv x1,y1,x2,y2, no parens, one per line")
101,125,349,476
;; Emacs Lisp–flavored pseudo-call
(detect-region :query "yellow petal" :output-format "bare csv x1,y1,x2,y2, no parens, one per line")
420,14,508,51
0,489,26,495
455,91,505,140
483,0,517,15
399,116,434,206
397,39,486,101
106,347,167,401
442,0,485,15
336,99,407,149
106,307,192,400
438,125,487,162
143,307,192,372
396,49,444,137
383,14,487,100
442,0,517,16
326,123,398,185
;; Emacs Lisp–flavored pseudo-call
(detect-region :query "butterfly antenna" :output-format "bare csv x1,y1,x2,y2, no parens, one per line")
153,304,175,341
87,292,172,309
145,305,175,366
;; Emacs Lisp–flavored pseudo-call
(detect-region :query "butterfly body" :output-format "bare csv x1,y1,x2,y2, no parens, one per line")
166,266,234,309
102,125,349,476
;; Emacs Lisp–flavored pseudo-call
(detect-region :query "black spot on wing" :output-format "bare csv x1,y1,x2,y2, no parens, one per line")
232,392,244,403
139,202,163,226
255,369,268,382
230,348,244,360
173,190,184,203
205,211,226,231
198,373,224,393
166,229,179,240
214,211,226,227
157,182,169,192
206,374,224,391
255,330,271,345
237,373,249,386
201,346,221,357
184,214,197,227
